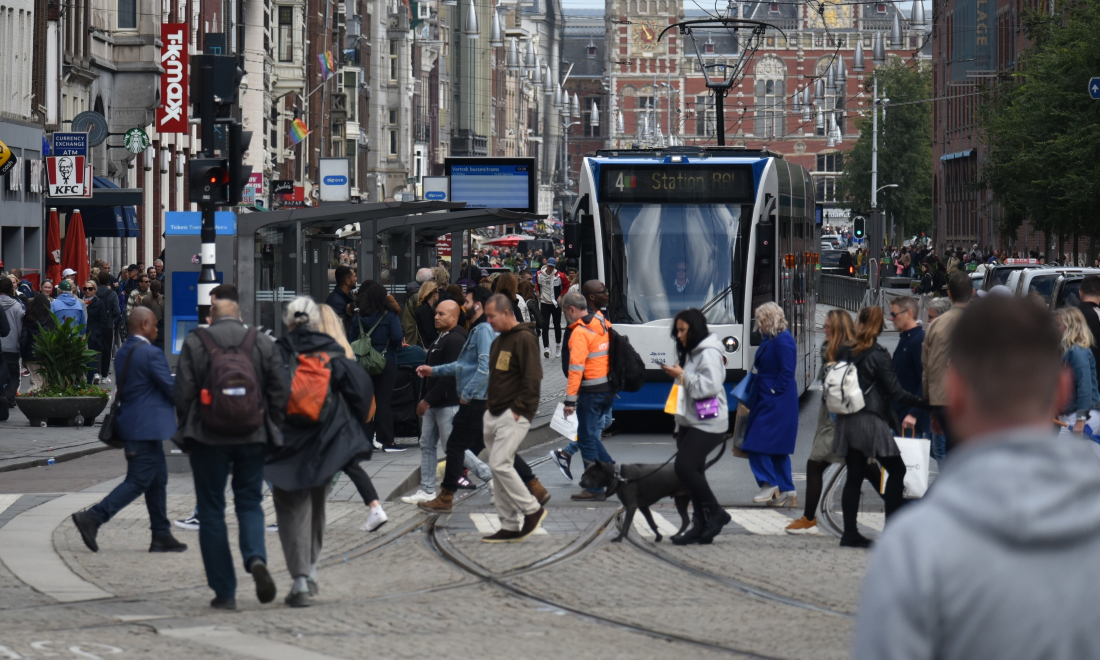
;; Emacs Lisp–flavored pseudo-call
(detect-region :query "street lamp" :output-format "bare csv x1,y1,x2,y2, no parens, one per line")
876,183,899,195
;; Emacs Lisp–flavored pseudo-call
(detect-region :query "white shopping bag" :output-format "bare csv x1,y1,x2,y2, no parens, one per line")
550,402,579,441
880,433,932,499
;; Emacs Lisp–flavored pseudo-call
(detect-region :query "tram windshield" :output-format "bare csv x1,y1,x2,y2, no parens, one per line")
607,203,742,325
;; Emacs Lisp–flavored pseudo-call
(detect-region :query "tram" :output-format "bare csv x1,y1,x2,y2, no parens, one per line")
566,147,818,410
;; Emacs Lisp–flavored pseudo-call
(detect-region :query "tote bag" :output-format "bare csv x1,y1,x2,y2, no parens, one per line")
663,378,687,416
880,430,932,499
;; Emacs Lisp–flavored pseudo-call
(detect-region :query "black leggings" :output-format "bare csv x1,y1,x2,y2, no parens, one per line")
674,428,726,514
540,303,562,348
343,460,379,504
842,449,906,537
369,358,397,447
803,458,882,521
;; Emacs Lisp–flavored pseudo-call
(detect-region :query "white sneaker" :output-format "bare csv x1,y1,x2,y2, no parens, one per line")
543,348,551,358
360,506,388,532
554,344,562,358
101,377,112,384
372,439,383,450
767,491,798,507
753,485,778,503
400,490,436,504
92,374,101,385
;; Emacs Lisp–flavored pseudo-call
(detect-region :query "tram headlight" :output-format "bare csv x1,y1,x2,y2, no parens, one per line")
722,336,739,353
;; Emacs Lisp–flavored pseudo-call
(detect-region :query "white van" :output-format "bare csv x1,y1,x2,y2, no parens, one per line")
1010,267,1100,304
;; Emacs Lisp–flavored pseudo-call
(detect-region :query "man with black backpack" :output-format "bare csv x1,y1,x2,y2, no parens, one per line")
174,298,289,611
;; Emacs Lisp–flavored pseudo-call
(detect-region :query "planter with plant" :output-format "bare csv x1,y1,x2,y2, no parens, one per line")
16,313,110,427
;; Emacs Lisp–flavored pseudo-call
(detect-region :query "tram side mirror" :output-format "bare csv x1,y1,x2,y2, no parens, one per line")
564,221,581,259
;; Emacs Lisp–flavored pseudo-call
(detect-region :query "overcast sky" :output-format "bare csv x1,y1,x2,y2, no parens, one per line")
560,0,928,15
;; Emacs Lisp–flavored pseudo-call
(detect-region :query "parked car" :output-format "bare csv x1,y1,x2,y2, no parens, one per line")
1009,267,1100,305
819,249,856,276
1051,275,1085,310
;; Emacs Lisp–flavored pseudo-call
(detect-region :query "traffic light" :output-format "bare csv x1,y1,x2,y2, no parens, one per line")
853,216,866,239
227,121,253,205
189,158,230,204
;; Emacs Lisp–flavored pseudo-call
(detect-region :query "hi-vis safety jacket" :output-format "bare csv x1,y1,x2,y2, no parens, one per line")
565,311,613,404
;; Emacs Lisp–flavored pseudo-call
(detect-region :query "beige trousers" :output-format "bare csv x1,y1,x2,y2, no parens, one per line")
483,410,539,530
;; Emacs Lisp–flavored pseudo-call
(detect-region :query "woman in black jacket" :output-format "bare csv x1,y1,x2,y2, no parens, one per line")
82,280,110,384
415,282,440,348
832,305,930,548
19,294,56,392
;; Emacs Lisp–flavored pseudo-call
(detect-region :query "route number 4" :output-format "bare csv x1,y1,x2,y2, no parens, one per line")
0,642,123,660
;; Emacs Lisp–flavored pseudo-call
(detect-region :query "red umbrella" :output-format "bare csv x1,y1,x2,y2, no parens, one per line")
483,233,535,248
46,207,62,283
62,209,89,286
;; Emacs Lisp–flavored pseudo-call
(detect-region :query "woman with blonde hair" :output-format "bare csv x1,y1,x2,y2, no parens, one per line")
741,302,800,506
415,281,440,347
266,297,376,605
1055,306,1100,437
787,308,859,533
315,304,389,533
832,306,929,548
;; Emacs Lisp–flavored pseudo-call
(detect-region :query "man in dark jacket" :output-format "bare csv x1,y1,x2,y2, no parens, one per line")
481,293,545,542
71,308,187,554
892,296,930,437
174,299,288,610
401,300,467,503
325,265,357,334
1076,275,1100,383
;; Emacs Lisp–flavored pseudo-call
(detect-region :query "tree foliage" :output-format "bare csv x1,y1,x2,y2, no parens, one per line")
835,58,933,237
979,0,1100,241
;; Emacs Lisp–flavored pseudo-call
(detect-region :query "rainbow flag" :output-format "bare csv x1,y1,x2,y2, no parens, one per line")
289,118,309,144
318,51,335,80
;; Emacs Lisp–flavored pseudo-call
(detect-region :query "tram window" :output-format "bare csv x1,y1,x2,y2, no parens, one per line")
605,203,742,325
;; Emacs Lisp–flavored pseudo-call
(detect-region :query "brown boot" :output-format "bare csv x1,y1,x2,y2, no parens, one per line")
417,489,455,514
526,477,551,505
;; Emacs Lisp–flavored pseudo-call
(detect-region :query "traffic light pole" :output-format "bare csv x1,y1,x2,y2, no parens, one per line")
197,60,218,324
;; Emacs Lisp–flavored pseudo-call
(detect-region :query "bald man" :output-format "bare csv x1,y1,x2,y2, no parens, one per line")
72,307,188,555
401,299,470,503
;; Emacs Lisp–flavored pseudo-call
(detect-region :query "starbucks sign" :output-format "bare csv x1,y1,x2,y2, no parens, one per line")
123,127,150,154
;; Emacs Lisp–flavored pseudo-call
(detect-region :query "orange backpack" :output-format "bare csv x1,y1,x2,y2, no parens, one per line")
286,351,336,427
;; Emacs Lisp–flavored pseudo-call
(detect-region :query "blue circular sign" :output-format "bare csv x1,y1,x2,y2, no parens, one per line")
425,191,446,200
323,175,348,186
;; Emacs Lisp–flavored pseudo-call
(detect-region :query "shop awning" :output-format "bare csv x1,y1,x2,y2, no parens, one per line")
80,177,140,238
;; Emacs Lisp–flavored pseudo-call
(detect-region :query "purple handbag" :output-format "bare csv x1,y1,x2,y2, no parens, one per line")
694,397,721,420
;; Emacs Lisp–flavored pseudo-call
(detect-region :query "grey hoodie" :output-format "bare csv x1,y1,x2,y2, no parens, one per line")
854,428,1100,660
674,334,729,433
0,295,24,353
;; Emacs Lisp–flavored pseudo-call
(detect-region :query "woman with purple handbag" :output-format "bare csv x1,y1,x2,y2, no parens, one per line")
741,302,800,507
659,309,731,545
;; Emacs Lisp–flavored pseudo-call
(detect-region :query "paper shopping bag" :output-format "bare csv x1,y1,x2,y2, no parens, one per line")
550,402,579,440
663,379,686,416
879,431,932,499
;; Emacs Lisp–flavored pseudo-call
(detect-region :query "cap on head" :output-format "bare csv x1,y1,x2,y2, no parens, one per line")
62,268,77,277
547,257,557,266
58,279,73,291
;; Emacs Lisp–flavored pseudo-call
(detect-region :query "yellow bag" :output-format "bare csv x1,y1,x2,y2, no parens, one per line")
664,378,686,416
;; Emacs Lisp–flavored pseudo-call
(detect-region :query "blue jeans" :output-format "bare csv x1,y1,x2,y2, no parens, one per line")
575,392,615,492
190,442,267,600
747,451,794,492
419,404,458,493
562,401,613,458
89,440,169,535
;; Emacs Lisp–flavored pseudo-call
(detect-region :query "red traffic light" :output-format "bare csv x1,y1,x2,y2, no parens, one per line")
206,168,229,185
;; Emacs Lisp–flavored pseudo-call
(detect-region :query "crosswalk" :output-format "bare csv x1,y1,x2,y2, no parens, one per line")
469,512,549,535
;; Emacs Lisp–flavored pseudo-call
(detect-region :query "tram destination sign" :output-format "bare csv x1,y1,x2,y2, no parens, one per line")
600,164,754,204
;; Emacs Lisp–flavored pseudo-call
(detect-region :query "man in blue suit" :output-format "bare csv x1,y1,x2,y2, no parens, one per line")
71,307,187,554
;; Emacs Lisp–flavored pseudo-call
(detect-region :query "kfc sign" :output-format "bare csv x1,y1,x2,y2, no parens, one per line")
46,156,88,197
158,23,189,133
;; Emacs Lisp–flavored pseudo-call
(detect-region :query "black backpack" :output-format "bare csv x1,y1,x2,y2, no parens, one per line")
608,328,646,393
196,328,265,436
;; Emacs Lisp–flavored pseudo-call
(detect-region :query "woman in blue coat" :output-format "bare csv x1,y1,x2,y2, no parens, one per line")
742,302,799,506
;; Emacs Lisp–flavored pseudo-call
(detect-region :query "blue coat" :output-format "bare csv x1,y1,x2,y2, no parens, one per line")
114,337,177,441
742,331,798,455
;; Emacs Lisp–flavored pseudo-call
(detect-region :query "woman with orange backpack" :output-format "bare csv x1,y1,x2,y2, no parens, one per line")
266,297,375,607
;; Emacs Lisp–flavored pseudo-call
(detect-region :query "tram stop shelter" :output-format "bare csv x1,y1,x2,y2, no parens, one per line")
236,200,543,338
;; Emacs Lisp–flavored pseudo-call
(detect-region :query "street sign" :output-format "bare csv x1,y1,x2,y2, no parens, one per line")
247,172,263,194
71,111,109,147
123,128,150,154
158,23,190,133
318,157,350,202
46,155,88,197
1090,77,1100,100
53,133,88,156
423,176,449,201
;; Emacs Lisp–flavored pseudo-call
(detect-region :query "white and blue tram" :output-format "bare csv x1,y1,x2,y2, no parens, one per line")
566,147,818,411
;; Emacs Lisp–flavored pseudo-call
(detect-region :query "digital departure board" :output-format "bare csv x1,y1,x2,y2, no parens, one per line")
599,164,755,204
446,157,536,211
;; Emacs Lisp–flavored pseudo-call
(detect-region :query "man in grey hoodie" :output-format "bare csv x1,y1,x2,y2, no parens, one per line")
854,295,1100,660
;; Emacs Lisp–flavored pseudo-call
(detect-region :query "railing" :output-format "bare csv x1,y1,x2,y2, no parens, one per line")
818,273,868,313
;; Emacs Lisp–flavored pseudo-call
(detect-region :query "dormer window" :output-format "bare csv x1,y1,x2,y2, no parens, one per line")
587,42,598,57
876,3,886,11
769,2,778,11
704,37,715,53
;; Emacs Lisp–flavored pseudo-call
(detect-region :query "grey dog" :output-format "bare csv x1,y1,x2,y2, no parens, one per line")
580,446,724,542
